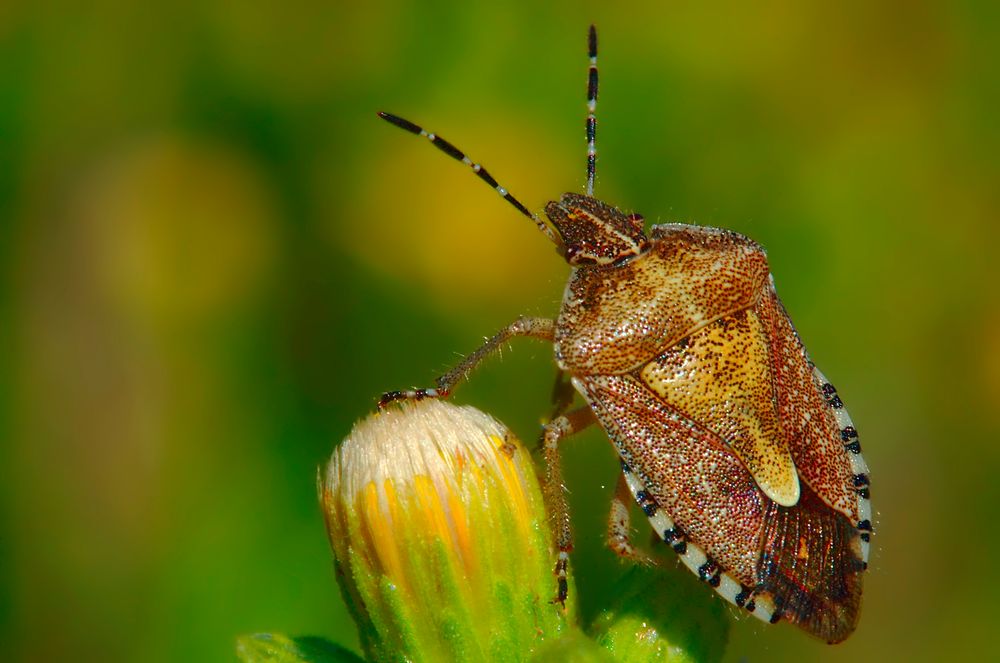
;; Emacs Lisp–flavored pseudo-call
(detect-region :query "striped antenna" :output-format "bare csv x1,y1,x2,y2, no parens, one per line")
376,112,559,244
585,24,599,196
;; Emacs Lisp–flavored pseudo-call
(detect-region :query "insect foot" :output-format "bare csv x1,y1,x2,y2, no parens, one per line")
376,387,447,411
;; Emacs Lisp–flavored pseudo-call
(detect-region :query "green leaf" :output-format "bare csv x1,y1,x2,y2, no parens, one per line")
235,634,365,663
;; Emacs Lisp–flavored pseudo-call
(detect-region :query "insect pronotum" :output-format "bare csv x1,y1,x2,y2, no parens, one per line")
376,25,870,644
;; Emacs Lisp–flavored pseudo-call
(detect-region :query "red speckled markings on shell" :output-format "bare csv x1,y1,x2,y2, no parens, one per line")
375,25,870,644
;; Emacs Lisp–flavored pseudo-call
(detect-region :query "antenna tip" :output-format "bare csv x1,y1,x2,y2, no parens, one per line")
588,25,597,56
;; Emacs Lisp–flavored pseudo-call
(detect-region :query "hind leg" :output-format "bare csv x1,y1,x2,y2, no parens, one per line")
607,471,656,565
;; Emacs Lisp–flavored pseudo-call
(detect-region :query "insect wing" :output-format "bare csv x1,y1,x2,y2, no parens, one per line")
758,285,872,539
573,285,868,642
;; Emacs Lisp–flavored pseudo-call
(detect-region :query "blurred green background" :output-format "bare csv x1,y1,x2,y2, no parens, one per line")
2,1,998,661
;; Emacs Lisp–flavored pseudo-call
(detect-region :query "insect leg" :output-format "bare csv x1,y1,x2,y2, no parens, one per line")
378,316,556,409
607,471,656,565
541,405,597,605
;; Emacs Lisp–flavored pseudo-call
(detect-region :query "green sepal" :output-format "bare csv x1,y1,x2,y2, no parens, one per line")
530,630,617,663
589,562,730,663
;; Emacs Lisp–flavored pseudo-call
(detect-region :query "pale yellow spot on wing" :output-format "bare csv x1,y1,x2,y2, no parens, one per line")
639,309,800,507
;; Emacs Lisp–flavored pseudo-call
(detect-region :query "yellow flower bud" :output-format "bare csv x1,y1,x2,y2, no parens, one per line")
321,400,575,662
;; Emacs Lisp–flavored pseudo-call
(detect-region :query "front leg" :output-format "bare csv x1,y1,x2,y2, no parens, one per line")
378,316,556,409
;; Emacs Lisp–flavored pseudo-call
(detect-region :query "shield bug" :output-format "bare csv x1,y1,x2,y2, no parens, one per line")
375,25,870,643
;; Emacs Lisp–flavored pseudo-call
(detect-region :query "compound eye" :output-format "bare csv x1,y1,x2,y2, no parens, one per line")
564,246,599,266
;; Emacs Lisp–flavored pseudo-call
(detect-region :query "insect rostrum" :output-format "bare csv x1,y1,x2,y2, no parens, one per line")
376,25,870,644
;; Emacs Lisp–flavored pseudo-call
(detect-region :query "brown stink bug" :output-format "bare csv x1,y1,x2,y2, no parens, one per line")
375,25,870,643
